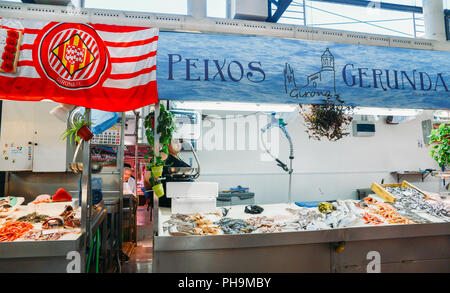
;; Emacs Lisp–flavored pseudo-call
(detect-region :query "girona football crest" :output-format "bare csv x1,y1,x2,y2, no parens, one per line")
35,23,109,89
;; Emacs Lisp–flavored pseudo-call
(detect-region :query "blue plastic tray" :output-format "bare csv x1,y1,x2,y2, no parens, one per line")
294,201,322,208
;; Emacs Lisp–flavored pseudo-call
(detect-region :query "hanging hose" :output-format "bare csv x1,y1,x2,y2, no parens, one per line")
86,233,94,273
96,228,100,273
260,113,295,203
85,228,101,273
260,113,294,172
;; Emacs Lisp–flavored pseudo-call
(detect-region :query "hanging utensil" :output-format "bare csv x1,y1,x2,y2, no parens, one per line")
69,142,83,173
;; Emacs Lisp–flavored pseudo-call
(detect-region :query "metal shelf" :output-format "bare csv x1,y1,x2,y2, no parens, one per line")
390,171,432,183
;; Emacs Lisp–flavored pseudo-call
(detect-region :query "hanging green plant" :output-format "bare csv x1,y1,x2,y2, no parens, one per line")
143,104,176,194
299,96,354,141
60,111,93,146
429,123,450,168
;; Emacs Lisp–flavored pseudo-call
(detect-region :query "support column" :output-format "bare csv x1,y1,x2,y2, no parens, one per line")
423,0,446,41
187,0,207,19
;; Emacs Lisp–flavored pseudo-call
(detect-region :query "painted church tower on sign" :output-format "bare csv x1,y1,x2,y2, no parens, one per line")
300,48,336,95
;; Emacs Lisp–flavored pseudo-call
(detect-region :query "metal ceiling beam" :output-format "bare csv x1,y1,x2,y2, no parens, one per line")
308,0,423,14
267,0,293,22
2,0,449,51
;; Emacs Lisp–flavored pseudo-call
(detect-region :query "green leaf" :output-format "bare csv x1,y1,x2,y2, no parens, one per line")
162,145,169,155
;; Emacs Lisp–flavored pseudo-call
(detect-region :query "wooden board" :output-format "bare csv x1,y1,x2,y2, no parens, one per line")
370,182,397,202
0,30,22,74
370,180,430,203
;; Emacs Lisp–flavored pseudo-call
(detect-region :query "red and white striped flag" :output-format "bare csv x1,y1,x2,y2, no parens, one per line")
0,18,158,111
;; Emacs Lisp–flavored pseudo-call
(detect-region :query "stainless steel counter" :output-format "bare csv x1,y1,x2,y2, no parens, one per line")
0,236,82,273
0,207,107,273
153,222,450,273
0,237,81,259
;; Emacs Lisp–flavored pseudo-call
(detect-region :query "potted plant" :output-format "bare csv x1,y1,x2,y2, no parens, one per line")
429,123,450,169
149,176,165,198
61,111,94,145
299,96,354,141
143,104,176,197
149,155,165,178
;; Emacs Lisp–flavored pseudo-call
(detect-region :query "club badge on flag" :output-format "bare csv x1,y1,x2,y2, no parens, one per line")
0,18,159,111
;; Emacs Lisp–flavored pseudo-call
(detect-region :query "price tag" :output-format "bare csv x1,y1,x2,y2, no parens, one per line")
42,229,59,235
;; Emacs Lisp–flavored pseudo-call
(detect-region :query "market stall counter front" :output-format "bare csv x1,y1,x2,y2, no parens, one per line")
0,234,82,273
154,204,450,273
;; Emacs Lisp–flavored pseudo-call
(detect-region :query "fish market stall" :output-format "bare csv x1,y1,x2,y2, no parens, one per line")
1,1,449,273
0,196,84,273
149,23,450,273
0,4,161,272
153,189,450,273
0,163,108,273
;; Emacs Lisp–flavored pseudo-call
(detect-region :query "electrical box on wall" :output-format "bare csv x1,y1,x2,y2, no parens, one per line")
0,101,67,172
352,115,376,137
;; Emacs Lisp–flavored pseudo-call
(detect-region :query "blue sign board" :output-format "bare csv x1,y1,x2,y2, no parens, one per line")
156,31,450,109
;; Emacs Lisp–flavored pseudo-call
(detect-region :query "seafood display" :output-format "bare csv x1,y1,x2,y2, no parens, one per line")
60,205,74,219
42,218,64,229
0,196,13,213
21,230,68,241
17,212,50,223
0,221,33,242
0,197,24,216
386,187,450,220
160,193,450,238
0,204,11,213
64,218,81,228
284,200,363,231
59,205,81,228
31,194,51,204
247,216,282,233
318,202,335,214
362,213,384,225
0,197,82,243
215,218,255,234
188,214,220,235
162,214,220,235
162,214,194,235
358,197,415,225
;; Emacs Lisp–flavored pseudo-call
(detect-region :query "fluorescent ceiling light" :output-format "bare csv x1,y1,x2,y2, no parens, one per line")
352,107,423,117
171,101,298,112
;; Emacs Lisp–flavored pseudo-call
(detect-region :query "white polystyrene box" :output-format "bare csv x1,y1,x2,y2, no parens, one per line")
28,199,79,216
166,182,218,198
171,197,216,215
